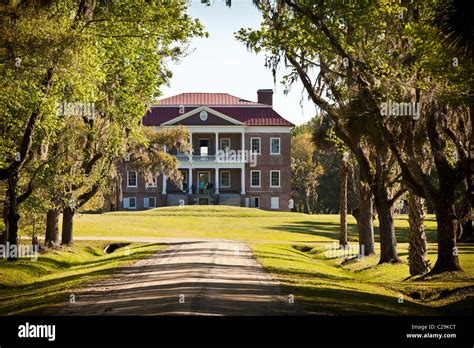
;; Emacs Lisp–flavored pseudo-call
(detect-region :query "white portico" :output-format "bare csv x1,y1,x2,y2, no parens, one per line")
119,91,294,211
160,125,247,197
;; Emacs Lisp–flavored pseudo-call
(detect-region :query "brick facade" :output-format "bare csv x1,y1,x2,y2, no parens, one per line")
119,91,293,212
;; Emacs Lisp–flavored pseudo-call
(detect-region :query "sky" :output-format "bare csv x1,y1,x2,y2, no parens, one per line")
160,0,317,125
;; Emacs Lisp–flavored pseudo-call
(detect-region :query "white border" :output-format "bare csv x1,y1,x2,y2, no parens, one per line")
127,170,137,188
147,196,156,208
250,170,261,187
270,137,281,155
270,170,280,188
220,170,231,188
250,137,261,155
128,197,137,209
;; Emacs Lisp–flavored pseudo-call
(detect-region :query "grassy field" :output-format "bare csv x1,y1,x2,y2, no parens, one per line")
72,205,439,243
1,206,473,315
253,243,473,315
68,206,473,315
0,241,165,315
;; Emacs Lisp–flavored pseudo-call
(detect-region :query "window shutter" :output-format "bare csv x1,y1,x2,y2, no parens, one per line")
123,198,130,209
144,197,149,209
271,197,279,210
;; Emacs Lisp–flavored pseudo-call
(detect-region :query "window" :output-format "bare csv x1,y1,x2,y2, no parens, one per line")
220,138,231,151
270,170,280,187
251,170,261,187
146,197,156,208
220,171,231,188
271,197,280,210
250,137,261,154
127,171,137,187
270,138,281,155
123,197,136,209
199,139,209,156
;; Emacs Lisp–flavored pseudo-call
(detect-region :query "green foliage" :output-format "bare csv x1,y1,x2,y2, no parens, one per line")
291,131,324,213
125,126,191,186
0,1,206,233
237,1,471,259
290,116,360,213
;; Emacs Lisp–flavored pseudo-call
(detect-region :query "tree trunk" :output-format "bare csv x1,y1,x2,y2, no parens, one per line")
373,186,401,264
6,176,20,261
1,206,8,246
339,154,349,246
312,194,318,214
61,206,75,245
430,202,462,274
459,219,472,242
354,180,375,256
425,108,464,274
407,191,430,276
302,190,310,214
45,209,60,246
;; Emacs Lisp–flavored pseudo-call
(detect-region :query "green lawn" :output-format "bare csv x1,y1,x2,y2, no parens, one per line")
2,206,473,315
0,241,165,315
72,205,438,243
70,206,473,315
252,243,473,315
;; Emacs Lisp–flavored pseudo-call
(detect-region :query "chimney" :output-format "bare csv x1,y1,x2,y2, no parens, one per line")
257,89,273,106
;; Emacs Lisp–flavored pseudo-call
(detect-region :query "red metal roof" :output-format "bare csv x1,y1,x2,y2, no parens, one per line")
144,93,294,127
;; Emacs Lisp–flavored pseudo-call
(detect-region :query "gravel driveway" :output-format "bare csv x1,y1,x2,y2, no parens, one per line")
55,238,296,315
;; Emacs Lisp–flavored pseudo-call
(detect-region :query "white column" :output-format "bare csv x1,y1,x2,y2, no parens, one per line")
162,145,167,194
215,167,219,194
215,132,219,157
241,166,246,194
189,132,193,160
241,131,245,162
162,174,167,194
188,168,192,194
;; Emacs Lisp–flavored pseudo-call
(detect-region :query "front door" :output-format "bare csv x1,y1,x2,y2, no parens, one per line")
197,171,211,195
199,139,209,157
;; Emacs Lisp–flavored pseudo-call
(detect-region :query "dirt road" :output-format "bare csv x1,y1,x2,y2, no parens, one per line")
55,239,296,315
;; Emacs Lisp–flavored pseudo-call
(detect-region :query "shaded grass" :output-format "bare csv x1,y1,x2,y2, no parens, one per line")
251,242,474,315
0,241,165,315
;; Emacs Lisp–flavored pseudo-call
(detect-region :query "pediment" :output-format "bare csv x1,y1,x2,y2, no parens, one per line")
161,106,244,126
